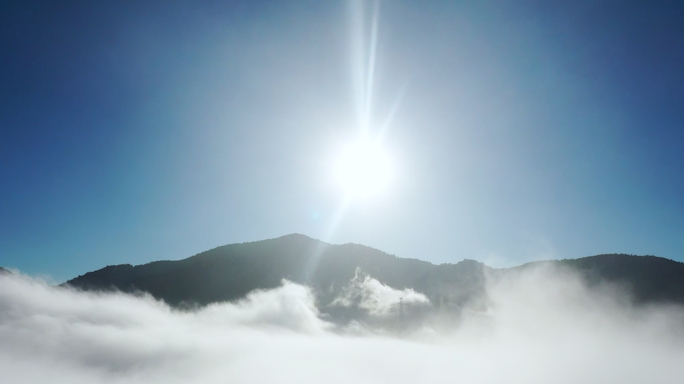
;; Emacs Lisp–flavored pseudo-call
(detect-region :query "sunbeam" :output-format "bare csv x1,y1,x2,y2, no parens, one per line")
329,0,399,206
362,0,381,133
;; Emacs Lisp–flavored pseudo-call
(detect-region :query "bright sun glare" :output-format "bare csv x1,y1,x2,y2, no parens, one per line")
334,136,393,199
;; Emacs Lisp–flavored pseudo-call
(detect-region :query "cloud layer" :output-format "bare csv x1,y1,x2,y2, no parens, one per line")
1,266,684,383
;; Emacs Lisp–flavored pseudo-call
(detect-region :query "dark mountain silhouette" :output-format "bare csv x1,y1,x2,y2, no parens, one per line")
66,235,485,302
65,234,490,323
0,267,9,275
519,254,684,305
64,234,684,326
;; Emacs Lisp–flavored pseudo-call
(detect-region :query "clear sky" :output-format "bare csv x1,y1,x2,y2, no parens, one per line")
2,0,684,282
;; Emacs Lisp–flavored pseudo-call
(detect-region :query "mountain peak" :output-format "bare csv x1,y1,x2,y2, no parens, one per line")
272,233,325,243
278,233,316,240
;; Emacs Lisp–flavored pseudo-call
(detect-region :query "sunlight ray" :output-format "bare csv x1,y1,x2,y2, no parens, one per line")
362,0,381,133
377,81,409,141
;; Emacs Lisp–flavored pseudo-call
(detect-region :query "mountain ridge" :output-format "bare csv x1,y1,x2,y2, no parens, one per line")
63,234,684,324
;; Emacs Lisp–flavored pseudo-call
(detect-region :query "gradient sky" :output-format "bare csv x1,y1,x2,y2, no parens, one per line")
2,0,684,282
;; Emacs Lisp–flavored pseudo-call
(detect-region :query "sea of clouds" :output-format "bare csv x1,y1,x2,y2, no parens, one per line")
1,265,684,383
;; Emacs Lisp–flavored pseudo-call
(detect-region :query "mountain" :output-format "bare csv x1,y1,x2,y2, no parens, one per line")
544,254,684,304
64,234,684,325
65,234,490,318
0,267,9,274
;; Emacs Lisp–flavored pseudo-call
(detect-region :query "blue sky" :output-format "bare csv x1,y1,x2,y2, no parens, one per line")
2,0,684,282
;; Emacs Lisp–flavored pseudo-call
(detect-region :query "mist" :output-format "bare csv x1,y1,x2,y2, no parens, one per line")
1,266,684,383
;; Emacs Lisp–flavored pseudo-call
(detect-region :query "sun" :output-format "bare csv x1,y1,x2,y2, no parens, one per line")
334,136,393,199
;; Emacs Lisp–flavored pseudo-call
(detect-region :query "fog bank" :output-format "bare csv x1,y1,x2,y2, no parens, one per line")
1,266,683,383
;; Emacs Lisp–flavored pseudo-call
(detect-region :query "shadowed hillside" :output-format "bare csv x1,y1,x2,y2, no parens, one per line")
65,234,490,314
517,254,684,305
65,235,684,325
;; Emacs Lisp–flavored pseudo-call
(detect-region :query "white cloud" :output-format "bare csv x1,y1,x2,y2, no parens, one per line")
332,268,430,316
1,266,684,383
